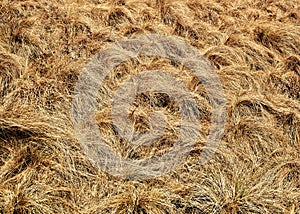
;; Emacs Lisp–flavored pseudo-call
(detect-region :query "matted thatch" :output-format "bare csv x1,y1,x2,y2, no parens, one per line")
0,0,299,213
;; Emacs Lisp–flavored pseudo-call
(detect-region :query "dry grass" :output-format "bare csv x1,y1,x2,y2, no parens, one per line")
0,0,300,213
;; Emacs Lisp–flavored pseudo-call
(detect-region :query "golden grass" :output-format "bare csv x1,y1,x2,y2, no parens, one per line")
0,0,299,213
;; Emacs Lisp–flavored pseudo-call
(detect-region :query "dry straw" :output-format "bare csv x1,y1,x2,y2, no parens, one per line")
0,0,299,213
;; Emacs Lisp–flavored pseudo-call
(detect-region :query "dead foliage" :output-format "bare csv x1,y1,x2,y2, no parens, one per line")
0,0,299,213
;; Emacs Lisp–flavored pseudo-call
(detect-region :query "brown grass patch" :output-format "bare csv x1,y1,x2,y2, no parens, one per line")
0,0,299,213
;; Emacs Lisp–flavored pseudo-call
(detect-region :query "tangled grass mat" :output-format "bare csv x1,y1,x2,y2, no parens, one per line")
0,0,299,213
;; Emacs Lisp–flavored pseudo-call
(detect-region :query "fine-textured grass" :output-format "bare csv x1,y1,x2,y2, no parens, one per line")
0,0,299,213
